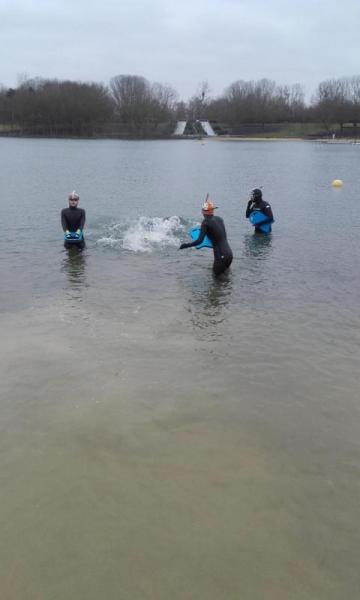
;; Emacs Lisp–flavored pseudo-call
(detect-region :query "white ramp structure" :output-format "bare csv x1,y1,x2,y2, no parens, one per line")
173,121,187,135
200,120,217,136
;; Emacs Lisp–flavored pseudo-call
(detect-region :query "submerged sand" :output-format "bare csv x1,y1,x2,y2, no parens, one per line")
1,299,359,600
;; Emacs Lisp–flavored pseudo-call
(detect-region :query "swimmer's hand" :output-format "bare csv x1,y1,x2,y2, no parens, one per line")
179,243,190,250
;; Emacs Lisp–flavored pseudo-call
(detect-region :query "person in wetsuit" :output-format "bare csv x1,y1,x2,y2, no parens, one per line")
179,200,233,276
246,188,274,233
61,191,86,249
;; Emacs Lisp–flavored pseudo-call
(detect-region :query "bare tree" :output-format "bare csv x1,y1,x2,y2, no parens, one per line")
221,78,307,127
150,82,178,126
313,77,351,131
3,78,113,135
348,76,360,126
109,75,152,127
187,80,212,120
174,101,187,120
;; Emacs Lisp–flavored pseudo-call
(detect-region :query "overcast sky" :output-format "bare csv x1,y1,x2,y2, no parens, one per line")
0,0,358,101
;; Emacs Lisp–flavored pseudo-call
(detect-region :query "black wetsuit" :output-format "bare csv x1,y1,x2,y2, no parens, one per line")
246,199,273,233
183,215,233,275
61,207,86,248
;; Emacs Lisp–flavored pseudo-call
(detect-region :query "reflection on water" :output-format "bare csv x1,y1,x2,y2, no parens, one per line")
243,231,273,260
61,247,87,297
241,232,274,292
188,271,233,336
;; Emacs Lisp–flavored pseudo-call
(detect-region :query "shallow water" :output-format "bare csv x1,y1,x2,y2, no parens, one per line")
0,138,360,599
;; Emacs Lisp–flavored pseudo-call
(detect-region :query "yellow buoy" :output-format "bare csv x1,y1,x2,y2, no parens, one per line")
332,179,343,187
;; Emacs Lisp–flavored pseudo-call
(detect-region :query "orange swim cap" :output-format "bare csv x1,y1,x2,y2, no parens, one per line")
202,200,217,214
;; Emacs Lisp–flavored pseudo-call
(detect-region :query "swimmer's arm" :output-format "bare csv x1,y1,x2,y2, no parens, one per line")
263,204,274,220
179,222,206,249
246,200,254,218
61,209,68,232
79,209,86,230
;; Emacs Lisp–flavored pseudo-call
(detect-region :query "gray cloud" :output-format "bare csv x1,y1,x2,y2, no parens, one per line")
1,0,359,100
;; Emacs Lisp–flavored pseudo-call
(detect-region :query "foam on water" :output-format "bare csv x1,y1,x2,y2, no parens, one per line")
97,215,184,252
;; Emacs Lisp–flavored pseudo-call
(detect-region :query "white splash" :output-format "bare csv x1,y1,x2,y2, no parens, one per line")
123,216,182,252
97,216,183,252
97,236,121,247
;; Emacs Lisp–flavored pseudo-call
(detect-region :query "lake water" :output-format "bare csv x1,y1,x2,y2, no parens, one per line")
1,137,359,599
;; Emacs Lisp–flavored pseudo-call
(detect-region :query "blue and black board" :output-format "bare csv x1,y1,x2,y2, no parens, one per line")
64,230,84,245
249,211,274,234
189,227,213,249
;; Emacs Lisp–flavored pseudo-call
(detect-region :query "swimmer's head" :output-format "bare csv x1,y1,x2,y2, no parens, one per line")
202,200,217,215
68,191,79,205
251,188,262,202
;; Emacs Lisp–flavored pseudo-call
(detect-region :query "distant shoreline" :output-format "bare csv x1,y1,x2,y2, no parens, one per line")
1,131,360,143
208,136,360,143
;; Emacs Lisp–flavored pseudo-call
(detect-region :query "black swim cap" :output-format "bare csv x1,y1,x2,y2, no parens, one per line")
252,188,262,200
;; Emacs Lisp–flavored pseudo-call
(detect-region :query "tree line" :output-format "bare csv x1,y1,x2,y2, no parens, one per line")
1,74,360,136
0,76,177,136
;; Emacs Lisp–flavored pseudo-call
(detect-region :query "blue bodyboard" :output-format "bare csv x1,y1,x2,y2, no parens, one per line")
64,230,84,244
189,227,213,249
249,211,273,234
